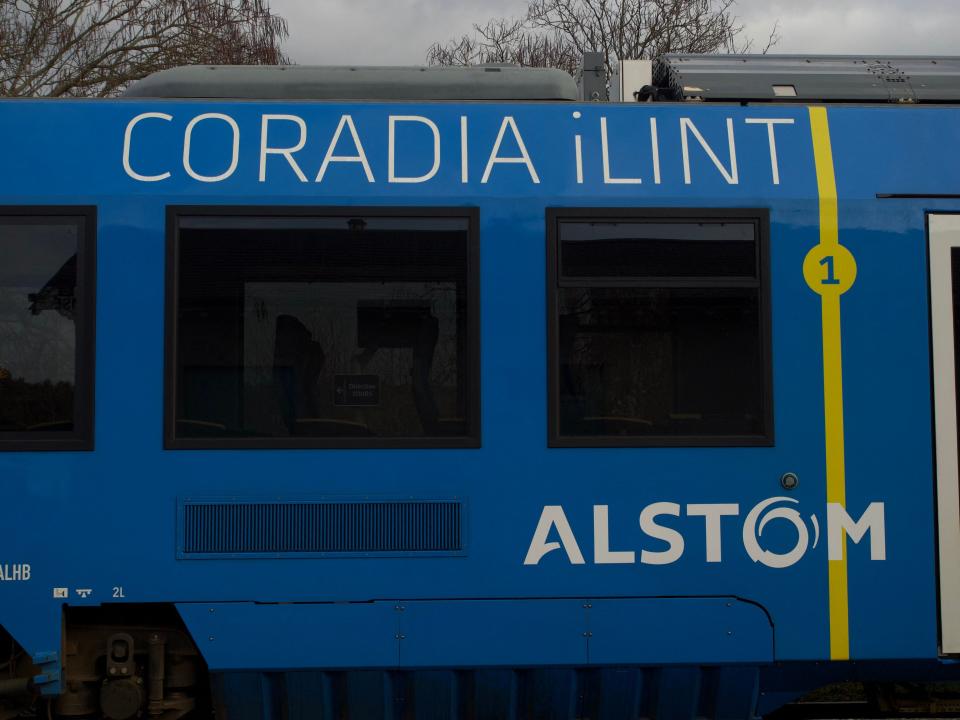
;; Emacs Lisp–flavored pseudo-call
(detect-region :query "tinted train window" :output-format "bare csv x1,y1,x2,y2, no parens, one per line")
167,209,479,449
548,210,772,447
0,209,95,451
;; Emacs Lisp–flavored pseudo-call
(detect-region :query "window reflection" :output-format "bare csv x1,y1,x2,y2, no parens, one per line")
558,286,764,437
552,216,770,444
174,217,474,442
0,221,79,433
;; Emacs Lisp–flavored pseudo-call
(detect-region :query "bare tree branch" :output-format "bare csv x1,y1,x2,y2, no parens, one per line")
0,0,289,97
426,0,779,80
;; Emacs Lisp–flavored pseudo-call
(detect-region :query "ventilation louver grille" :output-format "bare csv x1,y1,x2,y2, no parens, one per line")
179,500,463,557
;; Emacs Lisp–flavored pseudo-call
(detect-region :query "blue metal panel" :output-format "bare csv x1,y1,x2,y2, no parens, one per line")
0,97,958,680
826,108,949,660
177,598,771,671
587,598,772,665
177,602,399,670
399,599,587,667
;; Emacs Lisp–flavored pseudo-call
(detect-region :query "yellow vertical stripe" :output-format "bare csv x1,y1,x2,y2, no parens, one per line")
811,107,839,248
808,106,850,661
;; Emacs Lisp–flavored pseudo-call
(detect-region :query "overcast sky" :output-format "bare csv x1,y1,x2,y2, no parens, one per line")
270,0,959,65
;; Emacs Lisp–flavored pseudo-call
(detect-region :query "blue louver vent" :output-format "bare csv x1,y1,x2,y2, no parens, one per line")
179,500,464,558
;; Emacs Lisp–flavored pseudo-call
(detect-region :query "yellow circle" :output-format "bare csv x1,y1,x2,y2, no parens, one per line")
803,244,857,296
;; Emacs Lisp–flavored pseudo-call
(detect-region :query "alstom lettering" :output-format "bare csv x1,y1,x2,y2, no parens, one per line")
523,499,886,569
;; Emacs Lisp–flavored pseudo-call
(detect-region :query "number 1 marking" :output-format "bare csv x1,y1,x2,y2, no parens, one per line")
820,255,841,285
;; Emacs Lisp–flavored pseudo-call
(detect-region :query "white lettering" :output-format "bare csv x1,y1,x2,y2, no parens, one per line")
572,110,583,184
639,502,684,565
745,118,794,185
122,112,172,182
680,117,739,185
524,498,886,569
183,113,240,183
574,135,584,184
687,504,739,562
259,114,308,182
523,506,586,565
650,117,661,184
481,116,540,184
743,497,809,568
315,114,375,183
593,505,636,564
0,564,31,581
460,116,469,183
828,502,886,561
600,117,642,184
388,115,441,183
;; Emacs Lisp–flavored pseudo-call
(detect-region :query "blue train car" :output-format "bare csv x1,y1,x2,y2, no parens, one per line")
3,57,960,719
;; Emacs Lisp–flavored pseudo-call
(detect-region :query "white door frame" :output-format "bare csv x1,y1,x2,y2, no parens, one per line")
929,213,960,654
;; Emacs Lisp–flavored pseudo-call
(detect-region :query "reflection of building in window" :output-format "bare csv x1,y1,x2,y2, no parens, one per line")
172,213,477,446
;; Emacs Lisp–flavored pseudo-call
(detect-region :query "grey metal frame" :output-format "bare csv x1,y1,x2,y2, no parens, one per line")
655,54,960,103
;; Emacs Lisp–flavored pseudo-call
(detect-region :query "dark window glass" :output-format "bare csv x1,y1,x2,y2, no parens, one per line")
171,214,477,446
560,221,757,279
550,213,771,446
0,213,93,448
558,287,763,437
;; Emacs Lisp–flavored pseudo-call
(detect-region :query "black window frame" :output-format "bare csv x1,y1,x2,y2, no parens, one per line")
547,207,773,448
0,206,96,452
165,206,481,450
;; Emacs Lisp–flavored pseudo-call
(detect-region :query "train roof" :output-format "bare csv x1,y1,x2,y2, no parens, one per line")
654,54,960,104
121,55,960,105
122,64,579,101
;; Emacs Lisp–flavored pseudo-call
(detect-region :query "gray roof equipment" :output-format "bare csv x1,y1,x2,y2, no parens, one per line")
579,52,607,101
123,64,578,101
654,54,960,103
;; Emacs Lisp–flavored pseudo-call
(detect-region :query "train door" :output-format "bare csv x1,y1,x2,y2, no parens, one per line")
930,214,960,654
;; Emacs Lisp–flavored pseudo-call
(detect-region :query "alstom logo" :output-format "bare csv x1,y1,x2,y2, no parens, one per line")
523,498,886,569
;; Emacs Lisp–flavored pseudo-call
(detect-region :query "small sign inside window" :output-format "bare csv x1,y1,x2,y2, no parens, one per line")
334,375,380,406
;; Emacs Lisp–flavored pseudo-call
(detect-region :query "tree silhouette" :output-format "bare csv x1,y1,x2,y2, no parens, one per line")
427,0,778,79
0,0,289,97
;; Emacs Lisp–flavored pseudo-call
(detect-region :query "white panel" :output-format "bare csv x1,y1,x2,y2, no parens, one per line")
772,84,798,97
618,59,653,102
929,214,960,654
